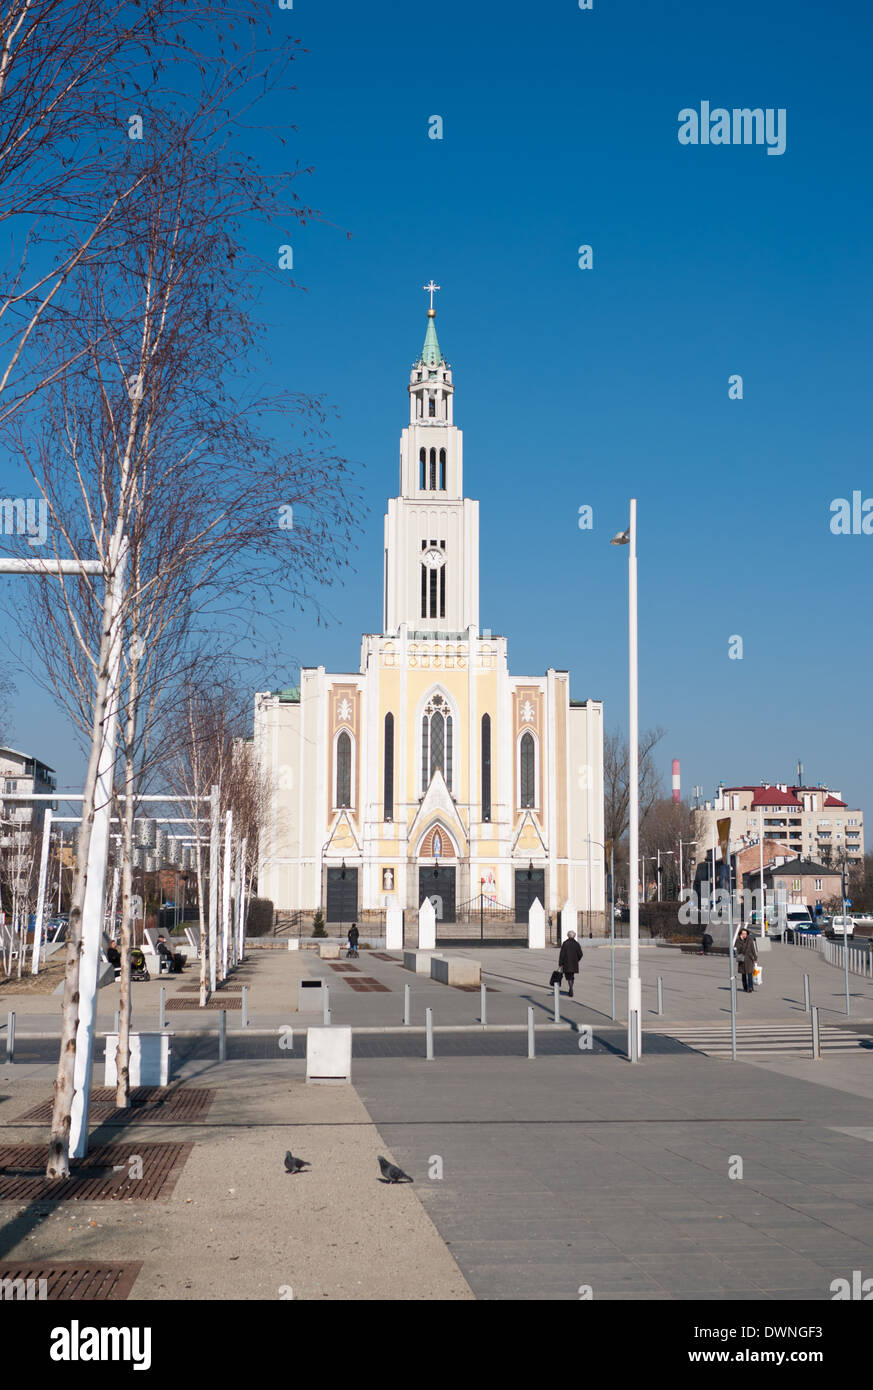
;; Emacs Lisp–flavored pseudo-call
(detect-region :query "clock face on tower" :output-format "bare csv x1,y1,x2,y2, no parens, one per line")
422,547,444,569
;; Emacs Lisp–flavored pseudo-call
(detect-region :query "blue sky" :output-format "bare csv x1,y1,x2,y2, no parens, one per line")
3,0,872,815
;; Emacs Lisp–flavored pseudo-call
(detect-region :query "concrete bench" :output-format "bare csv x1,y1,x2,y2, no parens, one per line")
403,950,442,973
317,941,340,959
431,956,481,986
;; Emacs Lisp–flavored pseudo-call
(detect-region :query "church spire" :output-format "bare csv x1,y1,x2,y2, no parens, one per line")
419,280,444,367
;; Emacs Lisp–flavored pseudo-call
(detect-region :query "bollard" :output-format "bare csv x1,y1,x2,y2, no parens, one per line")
811,1004,821,1061
480,981,487,1028
323,983,331,1027
730,978,737,1061
527,1006,535,1059
6,1011,14,1064
159,986,166,1031
629,1010,639,1064
403,983,410,1026
241,985,248,1029
218,1008,227,1062
803,973,810,1013
553,982,560,1024
425,1007,434,1060
657,976,663,1016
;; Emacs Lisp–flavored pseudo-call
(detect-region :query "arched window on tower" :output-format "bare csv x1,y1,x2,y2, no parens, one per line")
429,448,436,490
419,447,426,490
336,730,352,808
519,732,536,809
428,395,436,417
439,448,446,490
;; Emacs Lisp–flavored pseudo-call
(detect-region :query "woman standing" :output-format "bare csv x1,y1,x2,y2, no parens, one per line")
736,927,758,993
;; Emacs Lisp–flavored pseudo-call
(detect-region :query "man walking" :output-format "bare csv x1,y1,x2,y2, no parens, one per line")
736,926,758,992
347,922,360,958
558,929,583,998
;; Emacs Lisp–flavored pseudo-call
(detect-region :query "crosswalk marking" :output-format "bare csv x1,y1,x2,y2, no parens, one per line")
648,1022,873,1057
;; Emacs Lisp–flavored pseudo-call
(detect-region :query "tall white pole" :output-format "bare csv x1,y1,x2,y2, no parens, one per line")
759,811,765,931
70,542,127,1159
627,499,641,1058
208,785,220,993
31,806,53,975
238,837,248,963
221,810,232,979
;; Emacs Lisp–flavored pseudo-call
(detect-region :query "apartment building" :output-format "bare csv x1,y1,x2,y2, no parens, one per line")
694,782,864,868
0,746,57,848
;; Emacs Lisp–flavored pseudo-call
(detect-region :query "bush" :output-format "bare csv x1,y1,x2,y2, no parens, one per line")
639,901,693,940
246,898,274,937
311,908,327,938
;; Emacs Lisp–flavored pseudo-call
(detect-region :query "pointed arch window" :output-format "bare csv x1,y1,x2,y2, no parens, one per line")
383,713,394,821
428,395,436,418
336,730,352,808
429,447,436,489
419,447,426,490
481,714,492,822
519,732,536,809
439,448,446,490
421,694,453,793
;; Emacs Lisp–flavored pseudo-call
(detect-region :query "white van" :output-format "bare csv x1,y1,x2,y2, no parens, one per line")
828,915,855,939
773,905,814,940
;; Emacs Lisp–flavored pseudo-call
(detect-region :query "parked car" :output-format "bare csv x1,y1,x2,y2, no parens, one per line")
827,915,856,939
772,905,814,940
785,922,823,943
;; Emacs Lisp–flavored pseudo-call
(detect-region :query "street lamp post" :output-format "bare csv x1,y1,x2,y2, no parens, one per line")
612,502,641,1059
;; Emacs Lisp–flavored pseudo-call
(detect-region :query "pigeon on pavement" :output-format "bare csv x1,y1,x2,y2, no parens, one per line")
378,1154,413,1183
284,1152,310,1174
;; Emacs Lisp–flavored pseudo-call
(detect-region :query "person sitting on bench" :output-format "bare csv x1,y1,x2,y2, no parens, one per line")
156,934,185,973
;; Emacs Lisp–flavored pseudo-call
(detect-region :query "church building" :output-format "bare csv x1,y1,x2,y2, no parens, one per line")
254,293,605,932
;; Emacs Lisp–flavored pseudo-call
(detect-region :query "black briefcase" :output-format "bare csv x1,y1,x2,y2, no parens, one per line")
549,970,563,986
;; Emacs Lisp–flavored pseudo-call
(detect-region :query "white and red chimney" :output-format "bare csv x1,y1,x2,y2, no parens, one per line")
672,758,681,804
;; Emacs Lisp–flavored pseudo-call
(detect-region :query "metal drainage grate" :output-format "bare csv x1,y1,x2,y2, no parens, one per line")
0,1261,143,1300
0,1142,194,1201
17,1088,215,1126
177,983,242,992
328,963,360,972
346,977,390,992
164,996,241,1010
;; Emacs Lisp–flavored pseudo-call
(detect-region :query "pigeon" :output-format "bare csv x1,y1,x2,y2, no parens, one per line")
378,1154,413,1184
284,1152,310,1174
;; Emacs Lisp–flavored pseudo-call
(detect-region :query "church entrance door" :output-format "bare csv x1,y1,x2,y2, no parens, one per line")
515,868,545,922
419,865,456,923
326,867,358,924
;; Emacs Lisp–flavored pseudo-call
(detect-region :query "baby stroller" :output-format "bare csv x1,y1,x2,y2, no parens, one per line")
130,947,150,982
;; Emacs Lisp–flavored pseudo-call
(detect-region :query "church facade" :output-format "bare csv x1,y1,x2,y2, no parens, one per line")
254,298,605,932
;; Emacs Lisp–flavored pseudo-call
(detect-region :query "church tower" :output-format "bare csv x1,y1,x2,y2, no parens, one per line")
384,283,480,634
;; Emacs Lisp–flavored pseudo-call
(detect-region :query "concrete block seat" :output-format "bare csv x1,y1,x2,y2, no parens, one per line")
403,950,442,973
431,956,481,986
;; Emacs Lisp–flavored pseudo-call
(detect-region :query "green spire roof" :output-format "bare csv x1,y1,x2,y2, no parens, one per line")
420,311,444,367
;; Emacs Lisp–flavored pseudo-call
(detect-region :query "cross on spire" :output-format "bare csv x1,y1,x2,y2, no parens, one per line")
423,280,441,312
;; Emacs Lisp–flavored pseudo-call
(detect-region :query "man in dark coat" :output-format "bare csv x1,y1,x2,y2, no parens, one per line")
347,922,359,957
558,930,583,997
736,927,758,992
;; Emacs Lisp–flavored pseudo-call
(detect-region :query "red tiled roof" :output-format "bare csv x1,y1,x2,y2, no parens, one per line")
750,787,801,808
823,795,847,807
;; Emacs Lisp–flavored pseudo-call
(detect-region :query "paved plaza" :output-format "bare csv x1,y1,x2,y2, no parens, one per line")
2,938,873,1300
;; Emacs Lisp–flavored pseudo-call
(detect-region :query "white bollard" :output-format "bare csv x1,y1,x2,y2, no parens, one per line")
323,983,331,1027
553,982,560,1023
218,1009,226,1062
6,1011,14,1064
480,981,487,1027
403,983,410,1026
425,1007,434,1060
527,1006,535,1059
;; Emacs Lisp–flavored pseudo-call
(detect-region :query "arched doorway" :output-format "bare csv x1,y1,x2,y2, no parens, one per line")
417,825,457,923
